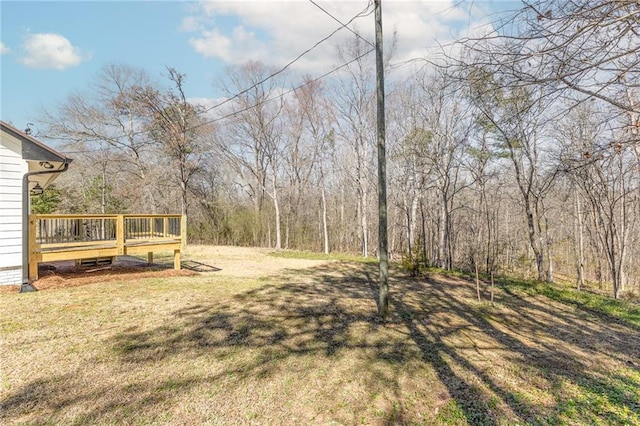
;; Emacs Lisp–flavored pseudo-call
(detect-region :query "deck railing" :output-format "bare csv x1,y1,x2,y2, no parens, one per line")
29,214,186,280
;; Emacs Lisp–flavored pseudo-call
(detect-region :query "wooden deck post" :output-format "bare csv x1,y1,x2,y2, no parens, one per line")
174,249,181,270
28,215,38,281
116,215,125,255
181,214,187,249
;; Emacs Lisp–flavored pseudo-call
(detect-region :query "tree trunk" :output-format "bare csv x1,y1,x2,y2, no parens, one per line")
524,203,545,281
361,187,369,257
339,185,345,252
405,201,412,261
474,257,481,302
574,191,585,291
420,199,428,268
438,202,446,269
545,217,553,283
272,183,282,250
321,181,329,254
490,270,495,304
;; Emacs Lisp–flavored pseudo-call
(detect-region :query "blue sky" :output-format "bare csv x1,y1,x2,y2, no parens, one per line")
1,0,518,133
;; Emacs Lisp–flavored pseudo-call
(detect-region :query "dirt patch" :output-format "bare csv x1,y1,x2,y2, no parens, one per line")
185,245,330,278
0,285,20,294
35,268,197,290
5,246,330,292
27,256,195,291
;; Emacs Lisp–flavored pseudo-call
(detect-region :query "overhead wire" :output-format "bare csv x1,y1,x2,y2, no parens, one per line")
59,1,375,153
194,47,375,127
62,45,375,155
198,0,374,116
308,0,375,48
385,0,486,72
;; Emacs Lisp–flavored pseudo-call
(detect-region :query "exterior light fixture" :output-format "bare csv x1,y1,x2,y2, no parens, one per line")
39,161,54,169
30,183,44,196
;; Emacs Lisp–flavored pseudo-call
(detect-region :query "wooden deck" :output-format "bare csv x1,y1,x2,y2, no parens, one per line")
28,214,186,280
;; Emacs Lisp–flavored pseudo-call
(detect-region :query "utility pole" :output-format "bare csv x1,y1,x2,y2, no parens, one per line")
375,0,389,318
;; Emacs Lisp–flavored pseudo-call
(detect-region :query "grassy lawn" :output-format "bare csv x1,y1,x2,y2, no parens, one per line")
1,246,639,425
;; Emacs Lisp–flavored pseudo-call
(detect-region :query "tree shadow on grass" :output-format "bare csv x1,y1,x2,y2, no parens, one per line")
386,269,640,424
95,262,640,423
2,261,639,425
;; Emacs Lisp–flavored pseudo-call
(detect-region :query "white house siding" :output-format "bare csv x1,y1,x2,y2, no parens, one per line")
0,132,26,285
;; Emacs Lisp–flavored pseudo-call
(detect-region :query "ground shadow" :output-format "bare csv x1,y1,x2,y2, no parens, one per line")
385,269,640,424
39,256,221,276
32,256,200,290
3,261,639,424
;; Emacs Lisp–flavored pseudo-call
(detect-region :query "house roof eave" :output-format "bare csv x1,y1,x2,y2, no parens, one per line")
0,120,73,164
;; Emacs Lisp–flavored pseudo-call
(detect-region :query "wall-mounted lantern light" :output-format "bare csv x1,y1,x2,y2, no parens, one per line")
30,183,44,196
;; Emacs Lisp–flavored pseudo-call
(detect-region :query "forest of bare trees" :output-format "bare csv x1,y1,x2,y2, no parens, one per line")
36,0,639,299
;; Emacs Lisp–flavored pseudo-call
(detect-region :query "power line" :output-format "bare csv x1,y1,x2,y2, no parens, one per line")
56,1,374,151
199,0,374,116
385,0,493,73
308,0,375,48
198,48,376,126
63,46,376,155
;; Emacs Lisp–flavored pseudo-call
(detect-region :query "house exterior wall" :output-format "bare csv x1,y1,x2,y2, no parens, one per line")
0,131,26,285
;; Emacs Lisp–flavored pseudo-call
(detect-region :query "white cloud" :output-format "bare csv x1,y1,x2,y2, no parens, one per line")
184,0,494,73
19,33,89,70
188,96,230,119
190,26,268,64
180,16,202,32
0,42,9,55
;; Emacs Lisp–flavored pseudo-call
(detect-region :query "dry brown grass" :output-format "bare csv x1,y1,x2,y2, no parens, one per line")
1,246,639,425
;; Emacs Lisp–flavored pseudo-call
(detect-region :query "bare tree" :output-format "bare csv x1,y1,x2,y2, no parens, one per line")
460,0,640,115
293,77,336,254
388,72,432,269
419,71,472,270
332,34,376,257
559,103,637,298
40,64,161,211
463,121,502,300
132,67,210,217
217,61,287,249
467,68,557,281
